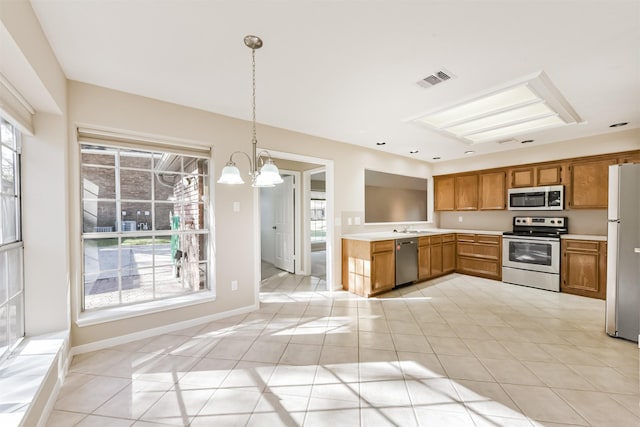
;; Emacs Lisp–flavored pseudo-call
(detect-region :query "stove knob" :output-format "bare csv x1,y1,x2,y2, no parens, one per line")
550,220,555,224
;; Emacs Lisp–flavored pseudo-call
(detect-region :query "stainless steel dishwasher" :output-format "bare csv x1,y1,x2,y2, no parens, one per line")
395,238,418,286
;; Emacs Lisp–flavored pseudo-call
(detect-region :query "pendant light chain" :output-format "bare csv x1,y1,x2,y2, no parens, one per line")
251,47,257,144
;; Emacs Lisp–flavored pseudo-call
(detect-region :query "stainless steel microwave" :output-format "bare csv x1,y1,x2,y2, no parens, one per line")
507,185,564,210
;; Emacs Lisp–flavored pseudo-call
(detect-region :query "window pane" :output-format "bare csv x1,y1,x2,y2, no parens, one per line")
84,273,120,310
121,268,154,305
83,238,119,277
0,251,7,305
121,237,154,269
1,195,17,243
83,200,117,233
8,296,23,348
81,145,116,166
1,120,16,148
7,248,22,299
121,202,152,231
154,172,177,201
1,146,16,194
153,235,174,266
82,166,115,200
0,304,7,356
154,265,189,298
154,203,175,231
120,149,152,169
120,169,152,200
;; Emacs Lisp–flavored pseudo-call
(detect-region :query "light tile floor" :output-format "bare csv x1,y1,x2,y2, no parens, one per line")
46,273,639,426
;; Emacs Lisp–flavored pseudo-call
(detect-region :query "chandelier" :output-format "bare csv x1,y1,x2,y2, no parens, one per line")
217,35,283,187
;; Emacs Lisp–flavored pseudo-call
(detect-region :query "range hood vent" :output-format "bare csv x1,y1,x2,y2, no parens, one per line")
417,69,456,88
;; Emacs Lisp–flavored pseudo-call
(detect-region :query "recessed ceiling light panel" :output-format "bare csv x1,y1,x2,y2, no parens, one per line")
411,71,582,145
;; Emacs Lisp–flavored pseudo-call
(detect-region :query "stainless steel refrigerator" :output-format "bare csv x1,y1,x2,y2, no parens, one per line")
606,163,640,342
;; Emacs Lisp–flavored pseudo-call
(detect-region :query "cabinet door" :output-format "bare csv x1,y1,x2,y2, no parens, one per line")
568,159,616,209
371,250,395,293
434,176,455,211
479,171,506,210
618,150,640,164
418,243,431,280
510,167,535,188
561,240,606,299
430,244,443,277
442,241,456,273
454,175,478,210
537,163,564,186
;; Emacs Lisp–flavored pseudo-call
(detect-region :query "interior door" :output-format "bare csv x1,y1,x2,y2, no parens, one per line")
273,175,295,273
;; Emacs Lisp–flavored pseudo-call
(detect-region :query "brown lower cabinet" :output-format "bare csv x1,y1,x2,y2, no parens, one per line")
561,239,607,299
456,234,502,280
342,239,395,297
419,234,456,280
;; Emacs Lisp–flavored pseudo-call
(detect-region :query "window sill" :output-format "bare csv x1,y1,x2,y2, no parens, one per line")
76,291,217,327
0,332,67,427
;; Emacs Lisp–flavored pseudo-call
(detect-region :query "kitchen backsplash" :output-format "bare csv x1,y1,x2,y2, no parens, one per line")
438,210,608,235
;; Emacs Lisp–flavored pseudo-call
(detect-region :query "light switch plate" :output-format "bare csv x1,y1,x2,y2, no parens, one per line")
233,202,240,212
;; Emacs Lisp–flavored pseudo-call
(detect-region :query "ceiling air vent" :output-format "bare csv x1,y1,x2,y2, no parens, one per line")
496,138,518,145
417,69,456,88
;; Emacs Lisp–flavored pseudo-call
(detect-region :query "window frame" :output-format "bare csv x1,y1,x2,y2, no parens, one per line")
0,118,24,363
77,136,214,317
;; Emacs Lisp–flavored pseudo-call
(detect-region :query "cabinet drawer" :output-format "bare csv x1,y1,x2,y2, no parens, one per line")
372,240,394,253
442,234,456,243
456,233,476,242
477,234,501,245
430,235,442,245
418,236,430,246
563,240,599,252
457,257,501,278
457,242,500,260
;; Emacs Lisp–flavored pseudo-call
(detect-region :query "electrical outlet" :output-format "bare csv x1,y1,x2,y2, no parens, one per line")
231,280,238,291
458,216,463,222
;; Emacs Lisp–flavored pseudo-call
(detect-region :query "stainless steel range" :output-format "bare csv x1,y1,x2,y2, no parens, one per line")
502,216,568,292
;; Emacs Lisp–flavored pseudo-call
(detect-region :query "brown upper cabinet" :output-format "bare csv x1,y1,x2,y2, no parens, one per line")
508,163,564,188
433,149,639,212
567,158,616,209
479,171,506,210
434,176,455,211
454,175,478,210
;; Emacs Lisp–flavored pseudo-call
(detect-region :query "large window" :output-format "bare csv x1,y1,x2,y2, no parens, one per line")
0,118,24,362
80,143,210,311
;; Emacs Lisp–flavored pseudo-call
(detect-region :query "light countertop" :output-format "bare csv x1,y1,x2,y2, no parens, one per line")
561,234,607,241
342,228,503,242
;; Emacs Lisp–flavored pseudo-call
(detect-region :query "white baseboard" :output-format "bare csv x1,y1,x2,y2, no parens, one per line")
71,303,258,356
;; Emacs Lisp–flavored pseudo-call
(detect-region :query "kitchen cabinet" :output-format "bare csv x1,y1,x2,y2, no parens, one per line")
342,239,395,297
568,158,616,209
429,234,456,278
479,171,506,210
508,163,564,188
434,176,455,211
561,239,607,299
454,174,478,210
456,234,502,280
418,236,431,280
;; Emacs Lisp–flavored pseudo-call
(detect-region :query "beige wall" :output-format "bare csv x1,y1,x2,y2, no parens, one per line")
67,81,434,346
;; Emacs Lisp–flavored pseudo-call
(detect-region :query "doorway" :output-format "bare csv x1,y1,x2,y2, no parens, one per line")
257,151,333,291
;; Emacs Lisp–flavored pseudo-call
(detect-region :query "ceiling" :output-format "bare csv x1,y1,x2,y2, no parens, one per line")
30,0,640,162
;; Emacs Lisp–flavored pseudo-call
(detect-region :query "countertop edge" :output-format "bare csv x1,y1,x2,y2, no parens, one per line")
561,234,607,241
342,229,504,242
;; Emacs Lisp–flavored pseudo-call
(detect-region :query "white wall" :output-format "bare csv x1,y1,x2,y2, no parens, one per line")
1,0,70,336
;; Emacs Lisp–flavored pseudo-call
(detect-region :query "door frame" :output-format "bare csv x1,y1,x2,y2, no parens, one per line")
253,149,334,293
